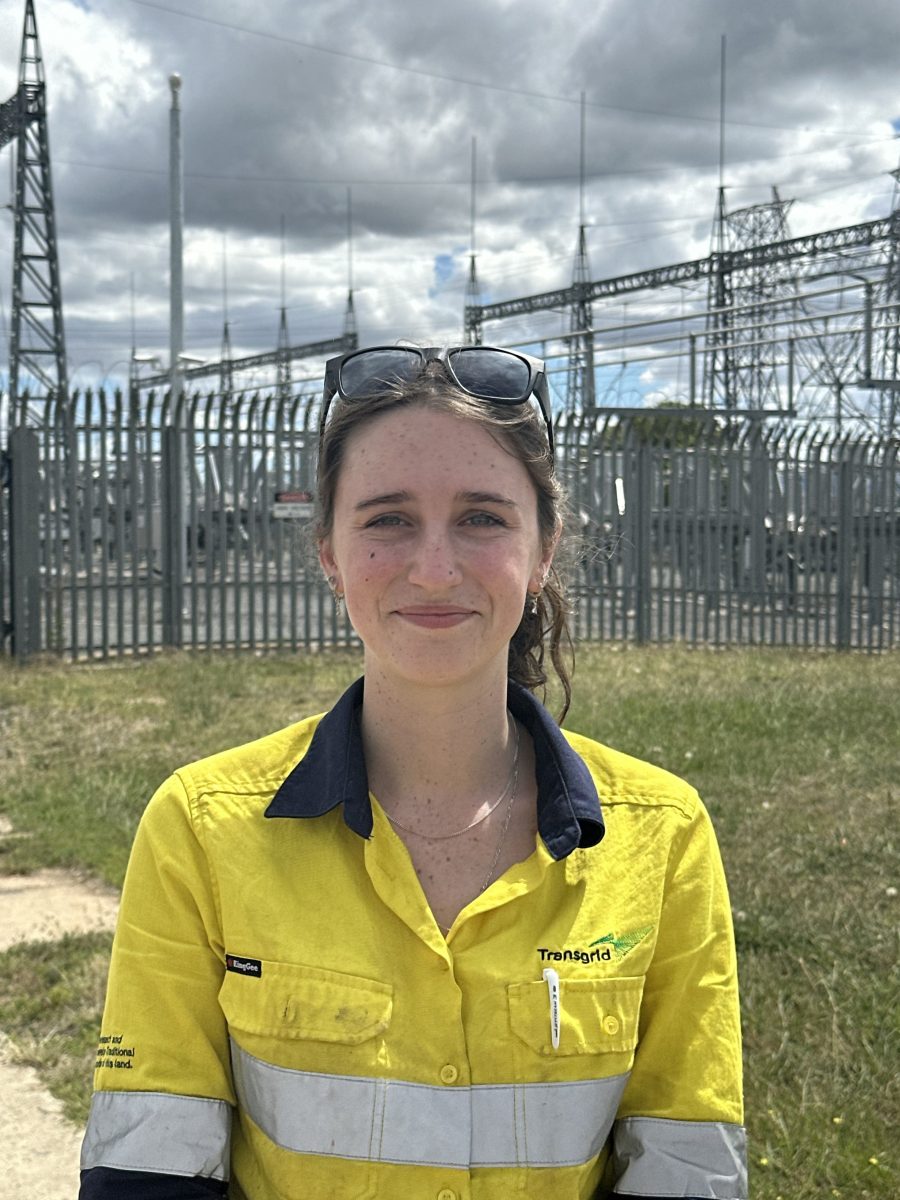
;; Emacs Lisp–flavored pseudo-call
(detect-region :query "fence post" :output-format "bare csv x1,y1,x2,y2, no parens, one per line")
635,441,652,643
836,456,853,649
749,429,768,604
9,427,42,661
161,424,185,648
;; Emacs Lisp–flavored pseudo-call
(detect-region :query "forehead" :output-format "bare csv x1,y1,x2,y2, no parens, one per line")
335,406,538,500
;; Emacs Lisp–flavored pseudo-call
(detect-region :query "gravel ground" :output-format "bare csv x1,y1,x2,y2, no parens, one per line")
1,859,119,1200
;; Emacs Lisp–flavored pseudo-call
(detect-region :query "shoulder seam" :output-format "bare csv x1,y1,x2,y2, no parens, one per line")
174,771,288,803
601,792,697,820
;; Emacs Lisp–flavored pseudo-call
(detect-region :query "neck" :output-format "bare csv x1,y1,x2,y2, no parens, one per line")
361,665,516,826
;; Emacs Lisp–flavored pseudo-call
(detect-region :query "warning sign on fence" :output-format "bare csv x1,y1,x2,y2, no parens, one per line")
272,490,314,519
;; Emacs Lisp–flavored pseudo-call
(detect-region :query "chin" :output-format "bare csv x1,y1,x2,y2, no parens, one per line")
367,642,509,691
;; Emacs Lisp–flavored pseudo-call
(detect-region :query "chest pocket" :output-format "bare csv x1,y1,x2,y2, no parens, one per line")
220,961,391,1200
508,975,644,1059
219,959,393,1068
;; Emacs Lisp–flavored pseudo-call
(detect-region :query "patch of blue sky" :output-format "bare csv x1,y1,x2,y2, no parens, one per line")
541,361,656,413
593,361,670,409
426,255,453,298
428,247,471,299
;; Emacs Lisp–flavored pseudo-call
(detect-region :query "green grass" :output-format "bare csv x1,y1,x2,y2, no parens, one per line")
0,650,362,884
1,645,898,1197
0,932,112,1124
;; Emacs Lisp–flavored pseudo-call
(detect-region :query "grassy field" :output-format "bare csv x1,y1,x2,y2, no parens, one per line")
0,645,897,1198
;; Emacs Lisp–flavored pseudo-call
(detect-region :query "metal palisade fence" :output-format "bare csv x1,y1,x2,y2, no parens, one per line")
1,387,898,660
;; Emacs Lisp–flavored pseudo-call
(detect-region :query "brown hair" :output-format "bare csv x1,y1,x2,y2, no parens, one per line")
315,365,575,721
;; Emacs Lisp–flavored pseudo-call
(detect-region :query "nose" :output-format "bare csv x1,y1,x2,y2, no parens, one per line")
406,526,463,590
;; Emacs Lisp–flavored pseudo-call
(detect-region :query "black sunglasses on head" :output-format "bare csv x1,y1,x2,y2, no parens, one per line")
321,345,555,454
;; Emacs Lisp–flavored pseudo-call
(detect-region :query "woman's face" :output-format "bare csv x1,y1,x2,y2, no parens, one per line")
319,405,555,692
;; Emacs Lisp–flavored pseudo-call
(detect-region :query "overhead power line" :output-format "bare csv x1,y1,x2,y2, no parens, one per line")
127,0,879,138
53,132,896,190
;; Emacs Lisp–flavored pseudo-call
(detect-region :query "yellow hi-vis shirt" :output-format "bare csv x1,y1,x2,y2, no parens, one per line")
80,679,747,1200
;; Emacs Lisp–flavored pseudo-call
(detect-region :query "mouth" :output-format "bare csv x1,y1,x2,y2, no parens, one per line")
394,606,475,628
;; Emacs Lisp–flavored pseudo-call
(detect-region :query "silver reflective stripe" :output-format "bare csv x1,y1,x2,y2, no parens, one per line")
613,1116,748,1199
231,1039,628,1168
80,1090,231,1179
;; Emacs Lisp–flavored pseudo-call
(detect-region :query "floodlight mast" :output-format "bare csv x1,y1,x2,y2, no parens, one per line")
169,72,184,405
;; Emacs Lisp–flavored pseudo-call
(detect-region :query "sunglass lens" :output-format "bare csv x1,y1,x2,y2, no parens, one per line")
448,348,530,401
340,349,423,397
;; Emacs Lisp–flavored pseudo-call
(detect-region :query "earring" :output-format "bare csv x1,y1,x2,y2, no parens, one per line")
529,592,539,616
326,575,345,615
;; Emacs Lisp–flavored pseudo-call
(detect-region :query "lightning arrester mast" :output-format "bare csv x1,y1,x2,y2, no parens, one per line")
169,72,184,404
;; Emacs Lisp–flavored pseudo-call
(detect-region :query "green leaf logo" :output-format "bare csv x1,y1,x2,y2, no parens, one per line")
589,925,653,959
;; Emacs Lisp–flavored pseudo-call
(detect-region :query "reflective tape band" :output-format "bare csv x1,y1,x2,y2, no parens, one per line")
81,1090,231,1180
231,1039,628,1168
613,1116,748,1199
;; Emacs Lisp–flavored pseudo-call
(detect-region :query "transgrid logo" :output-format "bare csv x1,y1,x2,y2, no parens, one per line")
538,926,653,965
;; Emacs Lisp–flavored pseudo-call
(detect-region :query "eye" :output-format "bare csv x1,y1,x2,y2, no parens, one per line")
364,512,408,528
464,511,507,527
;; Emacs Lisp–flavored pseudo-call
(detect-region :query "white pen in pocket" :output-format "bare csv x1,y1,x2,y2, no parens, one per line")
542,966,561,1050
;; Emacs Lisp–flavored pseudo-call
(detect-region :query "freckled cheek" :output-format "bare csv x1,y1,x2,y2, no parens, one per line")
345,546,404,589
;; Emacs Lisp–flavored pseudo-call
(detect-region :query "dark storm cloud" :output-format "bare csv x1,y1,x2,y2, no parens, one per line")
2,0,899,378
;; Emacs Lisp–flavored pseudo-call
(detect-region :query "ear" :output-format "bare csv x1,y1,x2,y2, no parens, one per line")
318,538,342,592
530,520,561,592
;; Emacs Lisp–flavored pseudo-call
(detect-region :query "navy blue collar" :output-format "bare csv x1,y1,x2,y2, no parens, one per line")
266,678,604,860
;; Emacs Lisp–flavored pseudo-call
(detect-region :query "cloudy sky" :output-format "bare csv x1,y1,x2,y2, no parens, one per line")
1,0,899,396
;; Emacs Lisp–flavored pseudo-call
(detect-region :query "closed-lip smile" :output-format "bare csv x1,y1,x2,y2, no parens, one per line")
394,605,475,626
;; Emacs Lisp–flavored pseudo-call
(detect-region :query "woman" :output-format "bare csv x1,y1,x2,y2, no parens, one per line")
80,344,747,1199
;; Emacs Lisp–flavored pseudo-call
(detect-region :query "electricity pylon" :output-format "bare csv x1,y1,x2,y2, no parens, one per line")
0,0,67,411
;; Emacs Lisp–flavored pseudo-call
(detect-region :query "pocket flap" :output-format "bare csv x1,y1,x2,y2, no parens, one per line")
508,975,644,1056
220,960,393,1044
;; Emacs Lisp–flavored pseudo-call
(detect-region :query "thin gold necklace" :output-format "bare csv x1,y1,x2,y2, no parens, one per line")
437,757,521,936
383,715,519,841
478,754,519,893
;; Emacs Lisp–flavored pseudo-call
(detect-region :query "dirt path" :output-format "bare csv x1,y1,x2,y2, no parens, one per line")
0,869,120,953
3,1032,87,1199
1,823,119,1199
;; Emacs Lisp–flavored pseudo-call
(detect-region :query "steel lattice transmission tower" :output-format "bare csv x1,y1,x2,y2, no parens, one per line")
0,0,67,409
566,223,596,414
705,188,796,410
875,168,900,433
464,138,483,345
565,93,595,415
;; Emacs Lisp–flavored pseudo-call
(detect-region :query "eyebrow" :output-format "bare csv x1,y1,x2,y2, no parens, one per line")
458,490,519,509
353,489,520,511
354,491,413,511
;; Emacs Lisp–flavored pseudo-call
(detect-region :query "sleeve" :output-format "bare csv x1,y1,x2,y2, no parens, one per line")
610,795,748,1200
79,773,234,1196
79,1168,227,1198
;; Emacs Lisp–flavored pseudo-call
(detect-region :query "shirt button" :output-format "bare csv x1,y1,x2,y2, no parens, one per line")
437,1190,457,1200
439,1063,459,1084
603,1015,620,1036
